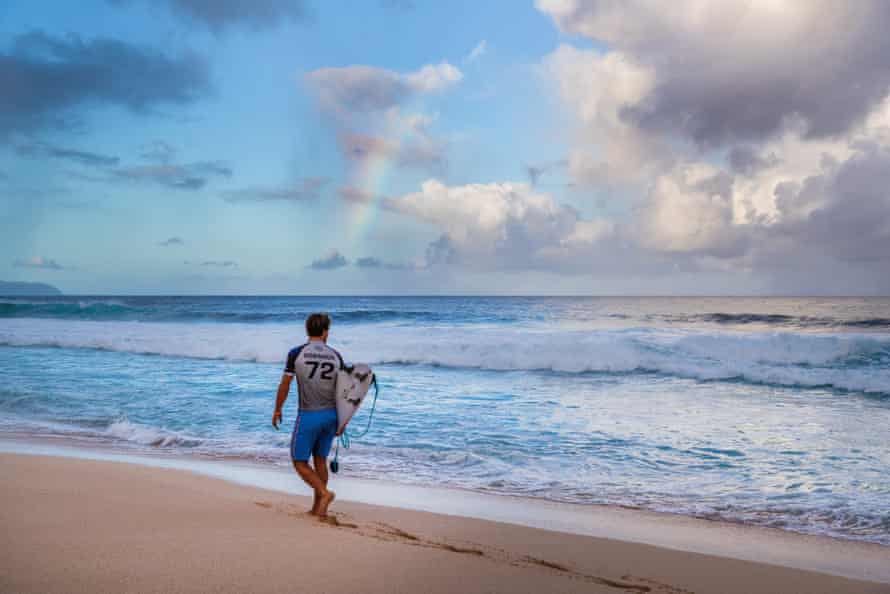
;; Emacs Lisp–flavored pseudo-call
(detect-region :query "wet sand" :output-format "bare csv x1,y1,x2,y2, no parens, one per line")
2,454,889,594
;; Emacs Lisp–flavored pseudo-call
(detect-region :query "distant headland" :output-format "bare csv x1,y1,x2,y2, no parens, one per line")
0,281,63,296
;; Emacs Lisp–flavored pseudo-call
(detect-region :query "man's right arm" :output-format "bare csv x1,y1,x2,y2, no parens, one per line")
272,374,292,430
273,346,302,429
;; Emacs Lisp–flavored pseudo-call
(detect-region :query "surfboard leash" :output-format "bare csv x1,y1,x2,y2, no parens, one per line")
331,374,378,474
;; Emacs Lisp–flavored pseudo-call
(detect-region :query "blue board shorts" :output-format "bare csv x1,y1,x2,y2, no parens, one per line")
290,408,338,462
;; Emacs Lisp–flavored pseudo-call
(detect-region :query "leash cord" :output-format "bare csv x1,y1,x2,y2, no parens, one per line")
332,375,378,469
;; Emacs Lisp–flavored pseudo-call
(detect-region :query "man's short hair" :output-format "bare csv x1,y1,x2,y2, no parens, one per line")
306,312,331,337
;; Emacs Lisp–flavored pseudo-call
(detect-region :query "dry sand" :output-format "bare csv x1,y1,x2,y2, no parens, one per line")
2,454,888,594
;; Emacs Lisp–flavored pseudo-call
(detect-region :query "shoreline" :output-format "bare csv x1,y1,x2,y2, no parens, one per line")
3,452,890,594
2,436,888,586
2,429,888,548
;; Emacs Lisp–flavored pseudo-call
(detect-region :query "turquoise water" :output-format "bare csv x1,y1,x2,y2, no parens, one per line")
1,296,889,544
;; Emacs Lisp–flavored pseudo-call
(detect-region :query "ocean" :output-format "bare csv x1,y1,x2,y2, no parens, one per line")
1,296,888,545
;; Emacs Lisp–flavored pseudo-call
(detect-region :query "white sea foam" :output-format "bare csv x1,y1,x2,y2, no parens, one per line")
1,318,889,394
105,419,203,448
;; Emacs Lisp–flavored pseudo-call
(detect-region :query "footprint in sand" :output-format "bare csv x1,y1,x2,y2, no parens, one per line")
253,501,664,593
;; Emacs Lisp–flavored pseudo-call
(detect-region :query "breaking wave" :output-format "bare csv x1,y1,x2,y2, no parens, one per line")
0,300,454,324
2,318,889,395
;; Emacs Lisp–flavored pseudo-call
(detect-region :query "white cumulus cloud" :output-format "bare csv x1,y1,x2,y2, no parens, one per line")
386,179,613,270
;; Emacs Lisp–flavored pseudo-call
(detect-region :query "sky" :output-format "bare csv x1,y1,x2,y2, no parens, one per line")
2,0,890,295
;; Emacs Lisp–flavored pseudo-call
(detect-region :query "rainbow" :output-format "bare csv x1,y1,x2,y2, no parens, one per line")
343,109,427,246
344,153,394,246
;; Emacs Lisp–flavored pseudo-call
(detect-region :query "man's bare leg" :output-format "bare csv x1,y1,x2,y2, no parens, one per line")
310,455,329,515
293,460,335,517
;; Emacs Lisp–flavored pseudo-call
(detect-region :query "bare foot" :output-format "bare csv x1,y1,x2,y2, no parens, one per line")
316,490,336,518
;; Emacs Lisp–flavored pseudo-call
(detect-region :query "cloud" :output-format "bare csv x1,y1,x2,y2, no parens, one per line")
636,163,747,257
624,136,890,274
337,132,398,161
768,141,890,264
306,62,461,115
524,159,567,187
13,256,65,270
110,0,307,32
542,43,667,185
185,259,237,267
531,0,890,287
159,0,306,31
338,186,376,203
354,256,413,270
404,63,463,93
397,140,446,171
385,179,613,270
355,257,381,268
15,141,120,167
158,236,184,246
334,112,446,173
465,40,487,64
112,160,231,190
0,31,210,138
306,60,459,180
727,146,780,176
201,260,237,267
223,177,328,202
539,1,890,147
309,249,349,270
140,140,177,163
423,234,458,267
43,141,232,191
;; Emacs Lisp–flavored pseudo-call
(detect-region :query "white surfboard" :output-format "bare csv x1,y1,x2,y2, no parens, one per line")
334,364,375,435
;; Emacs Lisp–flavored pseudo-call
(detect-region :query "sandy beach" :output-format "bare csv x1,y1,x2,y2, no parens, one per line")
2,453,888,594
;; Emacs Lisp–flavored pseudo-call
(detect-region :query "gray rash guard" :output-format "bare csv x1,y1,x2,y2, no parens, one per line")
284,341,345,411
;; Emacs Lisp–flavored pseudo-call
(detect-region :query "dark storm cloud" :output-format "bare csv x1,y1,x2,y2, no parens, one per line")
543,2,890,147
15,141,120,167
222,177,328,202
0,31,210,139
110,0,307,32
309,250,349,270
631,143,890,271
727,146,779,176
771,142,890,264
624,57,890,147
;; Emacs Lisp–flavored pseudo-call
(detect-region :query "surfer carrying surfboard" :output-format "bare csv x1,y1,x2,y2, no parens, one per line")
272,313,345,518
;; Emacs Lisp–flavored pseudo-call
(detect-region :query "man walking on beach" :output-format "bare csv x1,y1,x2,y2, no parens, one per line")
272,313,344,518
